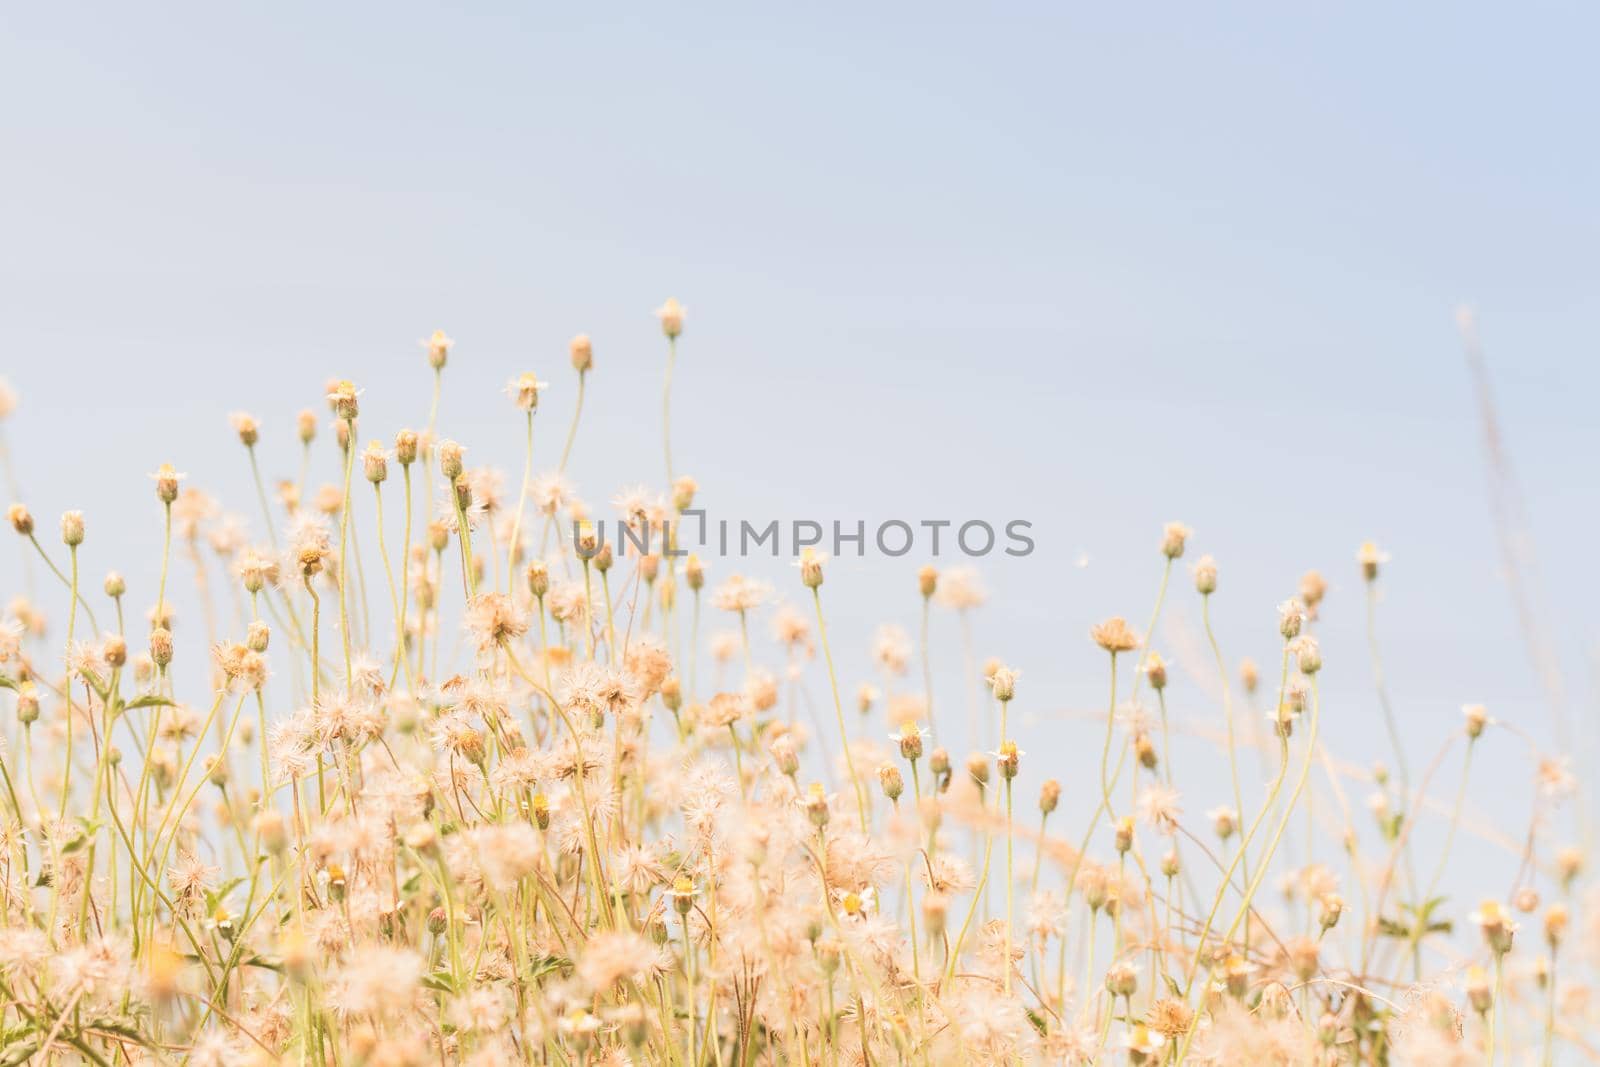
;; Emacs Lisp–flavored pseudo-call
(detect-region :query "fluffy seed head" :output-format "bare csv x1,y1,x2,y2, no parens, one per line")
1091,616,1140,654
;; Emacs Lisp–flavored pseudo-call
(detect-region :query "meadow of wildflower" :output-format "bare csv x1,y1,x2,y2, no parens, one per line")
0,298,1588,1067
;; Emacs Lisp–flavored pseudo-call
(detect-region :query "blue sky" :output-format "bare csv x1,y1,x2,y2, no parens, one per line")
3,3,1595,898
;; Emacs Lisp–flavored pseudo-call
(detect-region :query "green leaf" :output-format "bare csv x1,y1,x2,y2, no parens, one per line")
0,1036,42,1067
421,970,458,994
124,694,177,710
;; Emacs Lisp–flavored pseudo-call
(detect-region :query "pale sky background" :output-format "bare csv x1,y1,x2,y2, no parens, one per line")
2,4,1596,916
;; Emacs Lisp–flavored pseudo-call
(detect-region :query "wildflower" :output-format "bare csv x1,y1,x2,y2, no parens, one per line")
1160,521,1190,559
361,441,388,483
988,664,1018,702
795,547,825,589
1239,656,1259,693
1146,998,1194,1039
1292,634,1322,674
702,691,749,729
1299,568,1326,612
934,566,986,610
569,333,593,371
1137,785,1181,834
1208,805,1238,840
711,574,771,613
1358,539,1389,581
655,297,685,338
507,371,548,411
1538,756,1576,800
151,464,185,504
422,330,454,369
229,411,260,446
1090,616,1140,653
464,591,528,653
832,885,876,921
1105,960,1139,998
1470,899,1518,955
1277,597,1305,639
326,379,360,420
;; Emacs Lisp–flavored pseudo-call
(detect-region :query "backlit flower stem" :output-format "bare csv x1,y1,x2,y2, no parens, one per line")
812,586,868,832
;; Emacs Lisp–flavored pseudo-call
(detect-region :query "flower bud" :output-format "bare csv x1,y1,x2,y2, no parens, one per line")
1278,599,1304,640
104,571,126,597
361,442,388,484
150,627,174,669
1039,778,1061,815
966,752,990,788
1161,522,1190,560
16,682,40,725
1545,903,1569,948
1318,893,1344,932
772,736,799,777
656,297,684,339
918,565,937,598
1105,960,1138,998
1358,540,1385,582
153,464,182,504
569,333,593,372
230,411,260,447
1299,569,1327,612
996,740,1020,779
438,440,465,482
1466,965,1492,1014
878,763,904,801
424,330,453,370
803,783,830,828
1240,657,1259,694
990,666,1017,703
897,724,924,762
246,620,271,653
254,809,288,855
1143,651,1167,691
7,504,33,535
327,380,359,421
1193,554,1218,595
60,510,84,546
672,476,697,513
